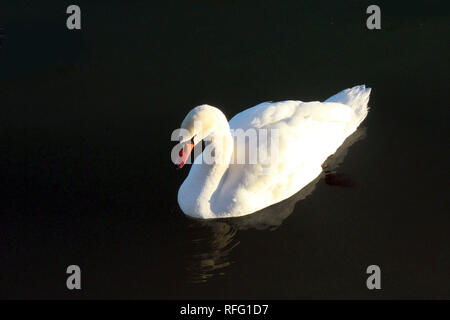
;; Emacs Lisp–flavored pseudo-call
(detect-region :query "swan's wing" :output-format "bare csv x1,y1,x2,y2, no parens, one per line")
229,100,353,130
217,100,355,216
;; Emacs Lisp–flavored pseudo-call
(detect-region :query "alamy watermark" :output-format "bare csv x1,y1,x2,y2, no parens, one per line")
170,121,280,168
66,5,81,30
66,265,81,290
366,265,381,290
64,5,379,31
366,5,381,30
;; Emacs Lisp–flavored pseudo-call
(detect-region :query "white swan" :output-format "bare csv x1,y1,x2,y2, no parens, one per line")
175,85,371,219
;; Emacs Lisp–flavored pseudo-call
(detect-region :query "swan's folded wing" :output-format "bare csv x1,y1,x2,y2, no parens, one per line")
230,100,352,129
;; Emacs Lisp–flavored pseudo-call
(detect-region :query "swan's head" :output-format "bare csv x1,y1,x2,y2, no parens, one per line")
175,105,225,169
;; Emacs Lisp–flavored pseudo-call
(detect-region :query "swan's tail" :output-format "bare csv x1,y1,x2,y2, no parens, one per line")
325,85,371,127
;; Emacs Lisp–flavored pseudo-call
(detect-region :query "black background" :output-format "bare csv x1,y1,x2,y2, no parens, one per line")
0,0,449,299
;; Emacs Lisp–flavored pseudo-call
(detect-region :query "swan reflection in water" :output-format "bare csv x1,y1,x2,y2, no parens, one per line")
184,127,366,283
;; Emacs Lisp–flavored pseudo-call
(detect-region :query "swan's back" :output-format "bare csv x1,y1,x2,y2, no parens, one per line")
213,85,371,217
229,85,370,131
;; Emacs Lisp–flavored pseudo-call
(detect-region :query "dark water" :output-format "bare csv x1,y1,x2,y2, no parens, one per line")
0,0,448,299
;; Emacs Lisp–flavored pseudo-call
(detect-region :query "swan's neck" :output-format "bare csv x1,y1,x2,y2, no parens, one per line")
178,116,233,218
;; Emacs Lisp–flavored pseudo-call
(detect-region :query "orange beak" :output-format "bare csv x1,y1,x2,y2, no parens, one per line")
177,142,194,169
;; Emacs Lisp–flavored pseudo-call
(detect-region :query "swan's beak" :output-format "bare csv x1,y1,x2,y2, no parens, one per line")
176,142,194,169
